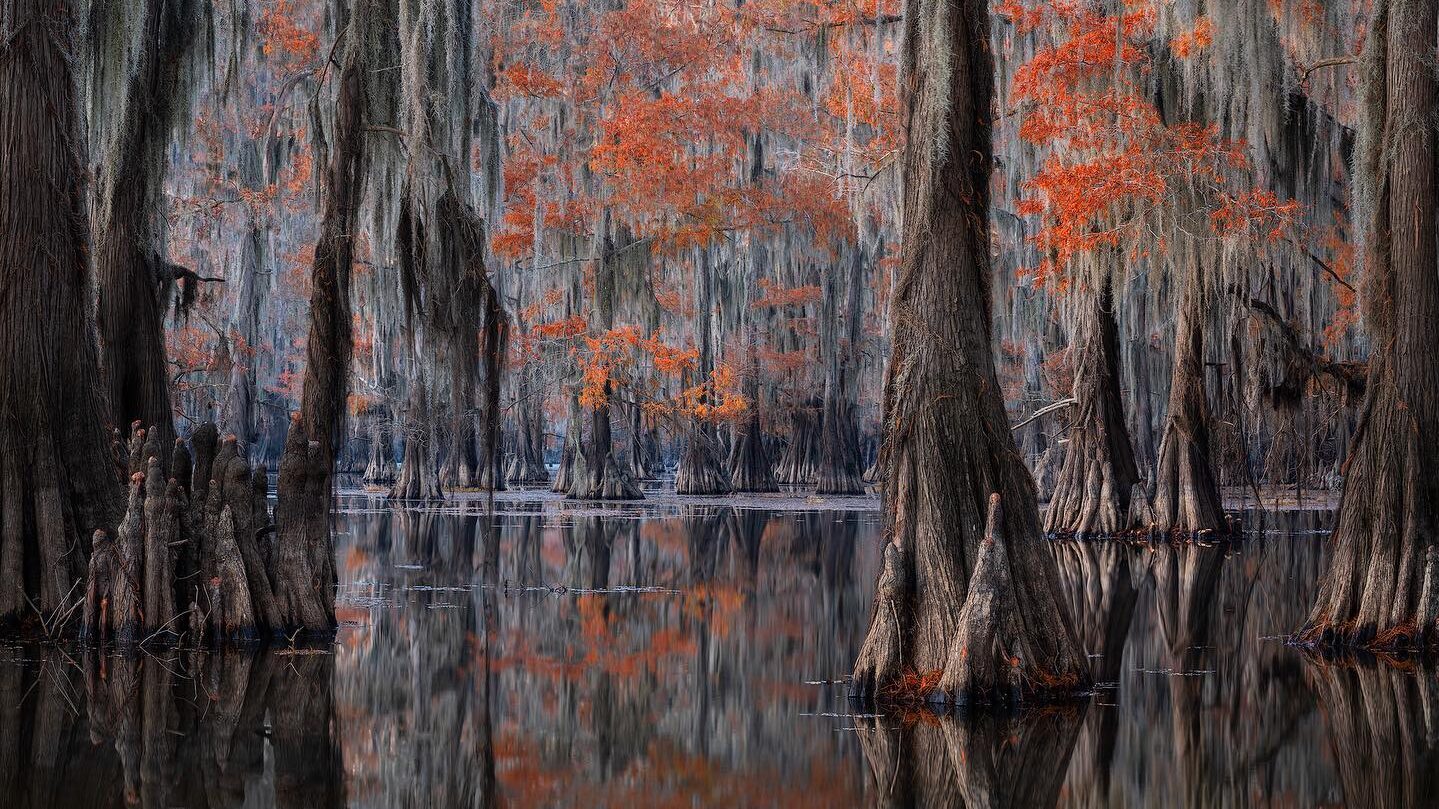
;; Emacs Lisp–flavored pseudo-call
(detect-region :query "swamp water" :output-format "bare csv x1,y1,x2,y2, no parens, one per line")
0,492,1429,807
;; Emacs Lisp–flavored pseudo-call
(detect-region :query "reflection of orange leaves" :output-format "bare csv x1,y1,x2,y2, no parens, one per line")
683,583,746,637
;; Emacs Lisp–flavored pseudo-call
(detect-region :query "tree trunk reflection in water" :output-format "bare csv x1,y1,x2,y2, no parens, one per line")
0,647,343,809
857,708,1086,809
1309,663,1439,809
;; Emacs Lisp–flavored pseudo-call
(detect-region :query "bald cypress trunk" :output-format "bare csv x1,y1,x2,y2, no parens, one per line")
553,393,583,493
774,403,821,485
569,230,641,500
1151,252,1227,535
676,252,733,495
1301,0,1439,650
223,141,268,456
729,404,778,493
0,2,124,627
851,0,1086,706
91,0,205,467
816,248,866,495
273,6,375,634
1044,277,1141,536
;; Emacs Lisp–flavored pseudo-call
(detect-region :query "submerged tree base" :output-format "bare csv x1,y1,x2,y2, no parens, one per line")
854,496,1090,711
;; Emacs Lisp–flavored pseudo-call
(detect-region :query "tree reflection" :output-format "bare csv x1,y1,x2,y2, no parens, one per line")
1309,662,1439,809
857,708,1086,808
0,646,343,808
1054,541,1141,807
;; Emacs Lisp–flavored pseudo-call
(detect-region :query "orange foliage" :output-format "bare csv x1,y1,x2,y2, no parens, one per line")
257,0,320,77
752,279,823,308
1170,17,1215,58
1006,0,1304,285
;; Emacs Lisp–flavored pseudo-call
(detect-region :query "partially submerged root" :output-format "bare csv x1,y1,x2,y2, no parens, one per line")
936,496,1084,707
80,421,332,648
1298,377,1439,653
854,495,1089,710
1152,419,1228,534
852,541,907,700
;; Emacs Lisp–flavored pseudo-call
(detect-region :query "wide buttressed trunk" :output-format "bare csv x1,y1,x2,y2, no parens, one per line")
729,407,779,493
1301,0,1439,651
851,0,1087,707
568,393,643,500
1151,252,1228,535
675,423,733,495
1044,277,1142,536
0,2,125,626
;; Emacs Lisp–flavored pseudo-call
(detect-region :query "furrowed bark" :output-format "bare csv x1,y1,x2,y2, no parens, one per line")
729,407,779,493
91,0,205,470
272,5,374,636
675,423,734,495
1044,277,1141,537
0,0,124,630
1300,0,1439,651
851,0,1086,707
1152,254,1227,535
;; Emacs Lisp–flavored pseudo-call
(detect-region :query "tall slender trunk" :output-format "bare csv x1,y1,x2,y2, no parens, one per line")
273,10,373,633
816,248,866,494
0,1,124,625
224,140,268,457
1302,0,1439,650
677,251,733,495
851,0,1086,706
569,227,640,500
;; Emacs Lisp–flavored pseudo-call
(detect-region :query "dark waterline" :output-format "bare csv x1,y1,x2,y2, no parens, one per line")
1,495,1430,806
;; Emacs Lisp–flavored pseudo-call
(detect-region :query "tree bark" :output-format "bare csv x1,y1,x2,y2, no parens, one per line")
1151,253,1227,534
0,1,125,629
816,248,866,495
91,0,205,468
272,7,373,635
851,0,1086,707
1044,277,1141,536
774,402,821,485
390,384,443,501
568,229,642,500
1301,0,1439,650
675,423,733,495
729,406,778,493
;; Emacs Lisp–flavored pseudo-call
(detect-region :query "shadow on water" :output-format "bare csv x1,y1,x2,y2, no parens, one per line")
0,645,344,808
8,503,1439,806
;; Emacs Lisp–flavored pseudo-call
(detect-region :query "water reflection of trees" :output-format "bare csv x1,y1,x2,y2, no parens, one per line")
857,709,1087,809
0,647,343,808
1053,511,1334,807
1308,663,1439,809
335,505,877,806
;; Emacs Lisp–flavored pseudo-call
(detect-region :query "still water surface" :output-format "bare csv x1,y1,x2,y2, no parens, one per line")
1,493,1428,807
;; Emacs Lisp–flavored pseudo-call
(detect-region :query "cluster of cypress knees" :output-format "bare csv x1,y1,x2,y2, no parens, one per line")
80,419,336,648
